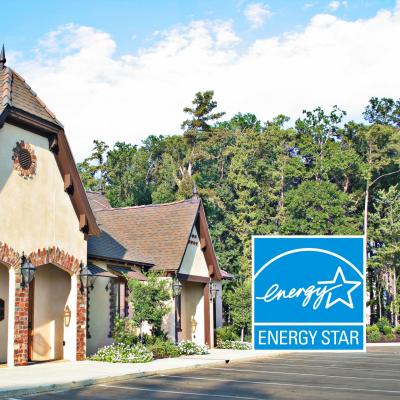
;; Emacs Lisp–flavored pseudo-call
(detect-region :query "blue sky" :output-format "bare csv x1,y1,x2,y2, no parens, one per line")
2,1,399,160
3,1,395,56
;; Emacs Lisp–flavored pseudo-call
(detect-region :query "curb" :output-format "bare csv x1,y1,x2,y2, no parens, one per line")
0,353,280,398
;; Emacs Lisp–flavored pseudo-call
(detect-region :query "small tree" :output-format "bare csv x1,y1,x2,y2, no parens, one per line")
226,279,252,341
128,271,171,341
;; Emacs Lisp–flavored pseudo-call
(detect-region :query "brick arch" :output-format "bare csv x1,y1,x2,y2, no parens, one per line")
28,246,81,274
0,242,20,269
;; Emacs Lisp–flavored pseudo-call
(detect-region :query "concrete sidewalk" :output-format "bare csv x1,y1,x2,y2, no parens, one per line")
0,349,281,398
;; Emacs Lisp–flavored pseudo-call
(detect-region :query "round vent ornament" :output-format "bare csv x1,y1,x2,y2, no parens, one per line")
12,141,37,178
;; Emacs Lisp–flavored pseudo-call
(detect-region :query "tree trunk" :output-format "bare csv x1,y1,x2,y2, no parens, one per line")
240,327,244,342
393,267,398,326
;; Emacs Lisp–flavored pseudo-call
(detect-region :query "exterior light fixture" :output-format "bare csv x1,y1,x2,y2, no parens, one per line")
210,282,219,301
64,305,72,327
20,253,36,288
79,263,96,291
172,276,183,344
172,277,182,297
191,316,198,334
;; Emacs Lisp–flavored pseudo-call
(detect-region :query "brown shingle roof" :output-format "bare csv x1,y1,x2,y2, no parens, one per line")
0,67,62,127
86,191,112,211
88,198,201,270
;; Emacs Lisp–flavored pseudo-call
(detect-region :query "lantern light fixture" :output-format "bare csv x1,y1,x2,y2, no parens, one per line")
210,282,219,300
172,277,182,297
20,253,36,288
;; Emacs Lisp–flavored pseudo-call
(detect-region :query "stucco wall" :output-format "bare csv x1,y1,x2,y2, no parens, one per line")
0,265,8,363
179,226,209,278
86,259,114,355
0,123,86,262
32,265,72,361
181,281,205,344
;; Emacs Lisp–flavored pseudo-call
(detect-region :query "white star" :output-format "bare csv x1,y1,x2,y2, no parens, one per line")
317,266,361,309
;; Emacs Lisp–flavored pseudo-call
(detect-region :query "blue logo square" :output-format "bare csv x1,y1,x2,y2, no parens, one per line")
253,236,366,351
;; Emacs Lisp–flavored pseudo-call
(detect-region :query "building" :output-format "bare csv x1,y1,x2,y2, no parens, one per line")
86,191,223,354
0,47,99,366
0,48,223,367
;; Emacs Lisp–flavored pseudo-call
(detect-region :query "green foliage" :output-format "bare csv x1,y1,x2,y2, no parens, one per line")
217,340,252,350
177,341,208,355
376,317,391,332
385,333,396,341
112,315,139,346
383,325,393,335
147,339,181,359
367,329,382,343
77,94,400,325
225,280,252,340
216,326,239,342
394,326,400,334
128,272,171,338
90,343,153,363
366,324,380,335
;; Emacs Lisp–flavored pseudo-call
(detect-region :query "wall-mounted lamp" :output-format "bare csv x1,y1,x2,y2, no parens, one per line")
20,253,36,288
210,282,219,301
191,316,198,334
64,305,72,327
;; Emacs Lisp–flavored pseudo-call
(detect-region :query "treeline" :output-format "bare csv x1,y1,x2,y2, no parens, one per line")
78,93,400,326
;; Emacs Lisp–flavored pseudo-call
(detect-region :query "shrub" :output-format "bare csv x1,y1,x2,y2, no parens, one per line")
178,340,208,355
112,316,139,346
385,333,396,342
366,324,380,335
216,326,239,342
217,340,252,350
367,329,382,343
90,343,153,363
376,317,390,333
383,325,393,335
148,339,181,359
394,325,400,334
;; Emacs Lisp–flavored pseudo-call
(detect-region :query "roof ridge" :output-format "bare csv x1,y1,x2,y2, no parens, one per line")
95,198,199,212
1,67,12,108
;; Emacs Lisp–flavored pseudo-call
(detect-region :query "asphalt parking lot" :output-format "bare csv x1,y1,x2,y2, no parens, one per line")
15,346,400,400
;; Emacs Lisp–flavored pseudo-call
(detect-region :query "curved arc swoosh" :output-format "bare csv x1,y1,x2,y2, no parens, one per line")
254,247,363,280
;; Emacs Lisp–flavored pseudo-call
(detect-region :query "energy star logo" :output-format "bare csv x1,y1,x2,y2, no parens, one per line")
253,236,366,351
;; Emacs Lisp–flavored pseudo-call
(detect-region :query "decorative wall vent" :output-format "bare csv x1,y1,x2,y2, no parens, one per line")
12,141,37,178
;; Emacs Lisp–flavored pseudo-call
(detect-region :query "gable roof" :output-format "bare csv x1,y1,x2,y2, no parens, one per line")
88,196,221,278
88,198,201,270
0,62,99,237
86,191,112,211
1,67,62,127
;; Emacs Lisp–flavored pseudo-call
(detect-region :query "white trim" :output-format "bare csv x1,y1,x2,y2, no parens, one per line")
7,267,15,367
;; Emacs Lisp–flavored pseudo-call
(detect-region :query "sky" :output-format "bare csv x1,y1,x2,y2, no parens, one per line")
2,0,400,160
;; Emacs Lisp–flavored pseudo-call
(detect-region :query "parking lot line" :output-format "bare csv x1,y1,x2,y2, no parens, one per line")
240,361,400,373
98,384,264,399
158,374,400,395
255,356,400,366
207,367,399,382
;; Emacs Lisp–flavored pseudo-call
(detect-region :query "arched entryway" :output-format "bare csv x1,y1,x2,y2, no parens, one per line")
30,264,76,362
0,263,9,364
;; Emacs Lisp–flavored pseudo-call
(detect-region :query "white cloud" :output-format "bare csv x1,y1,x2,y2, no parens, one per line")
13,6,400,161
244,3,272,28
328,1,347,11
